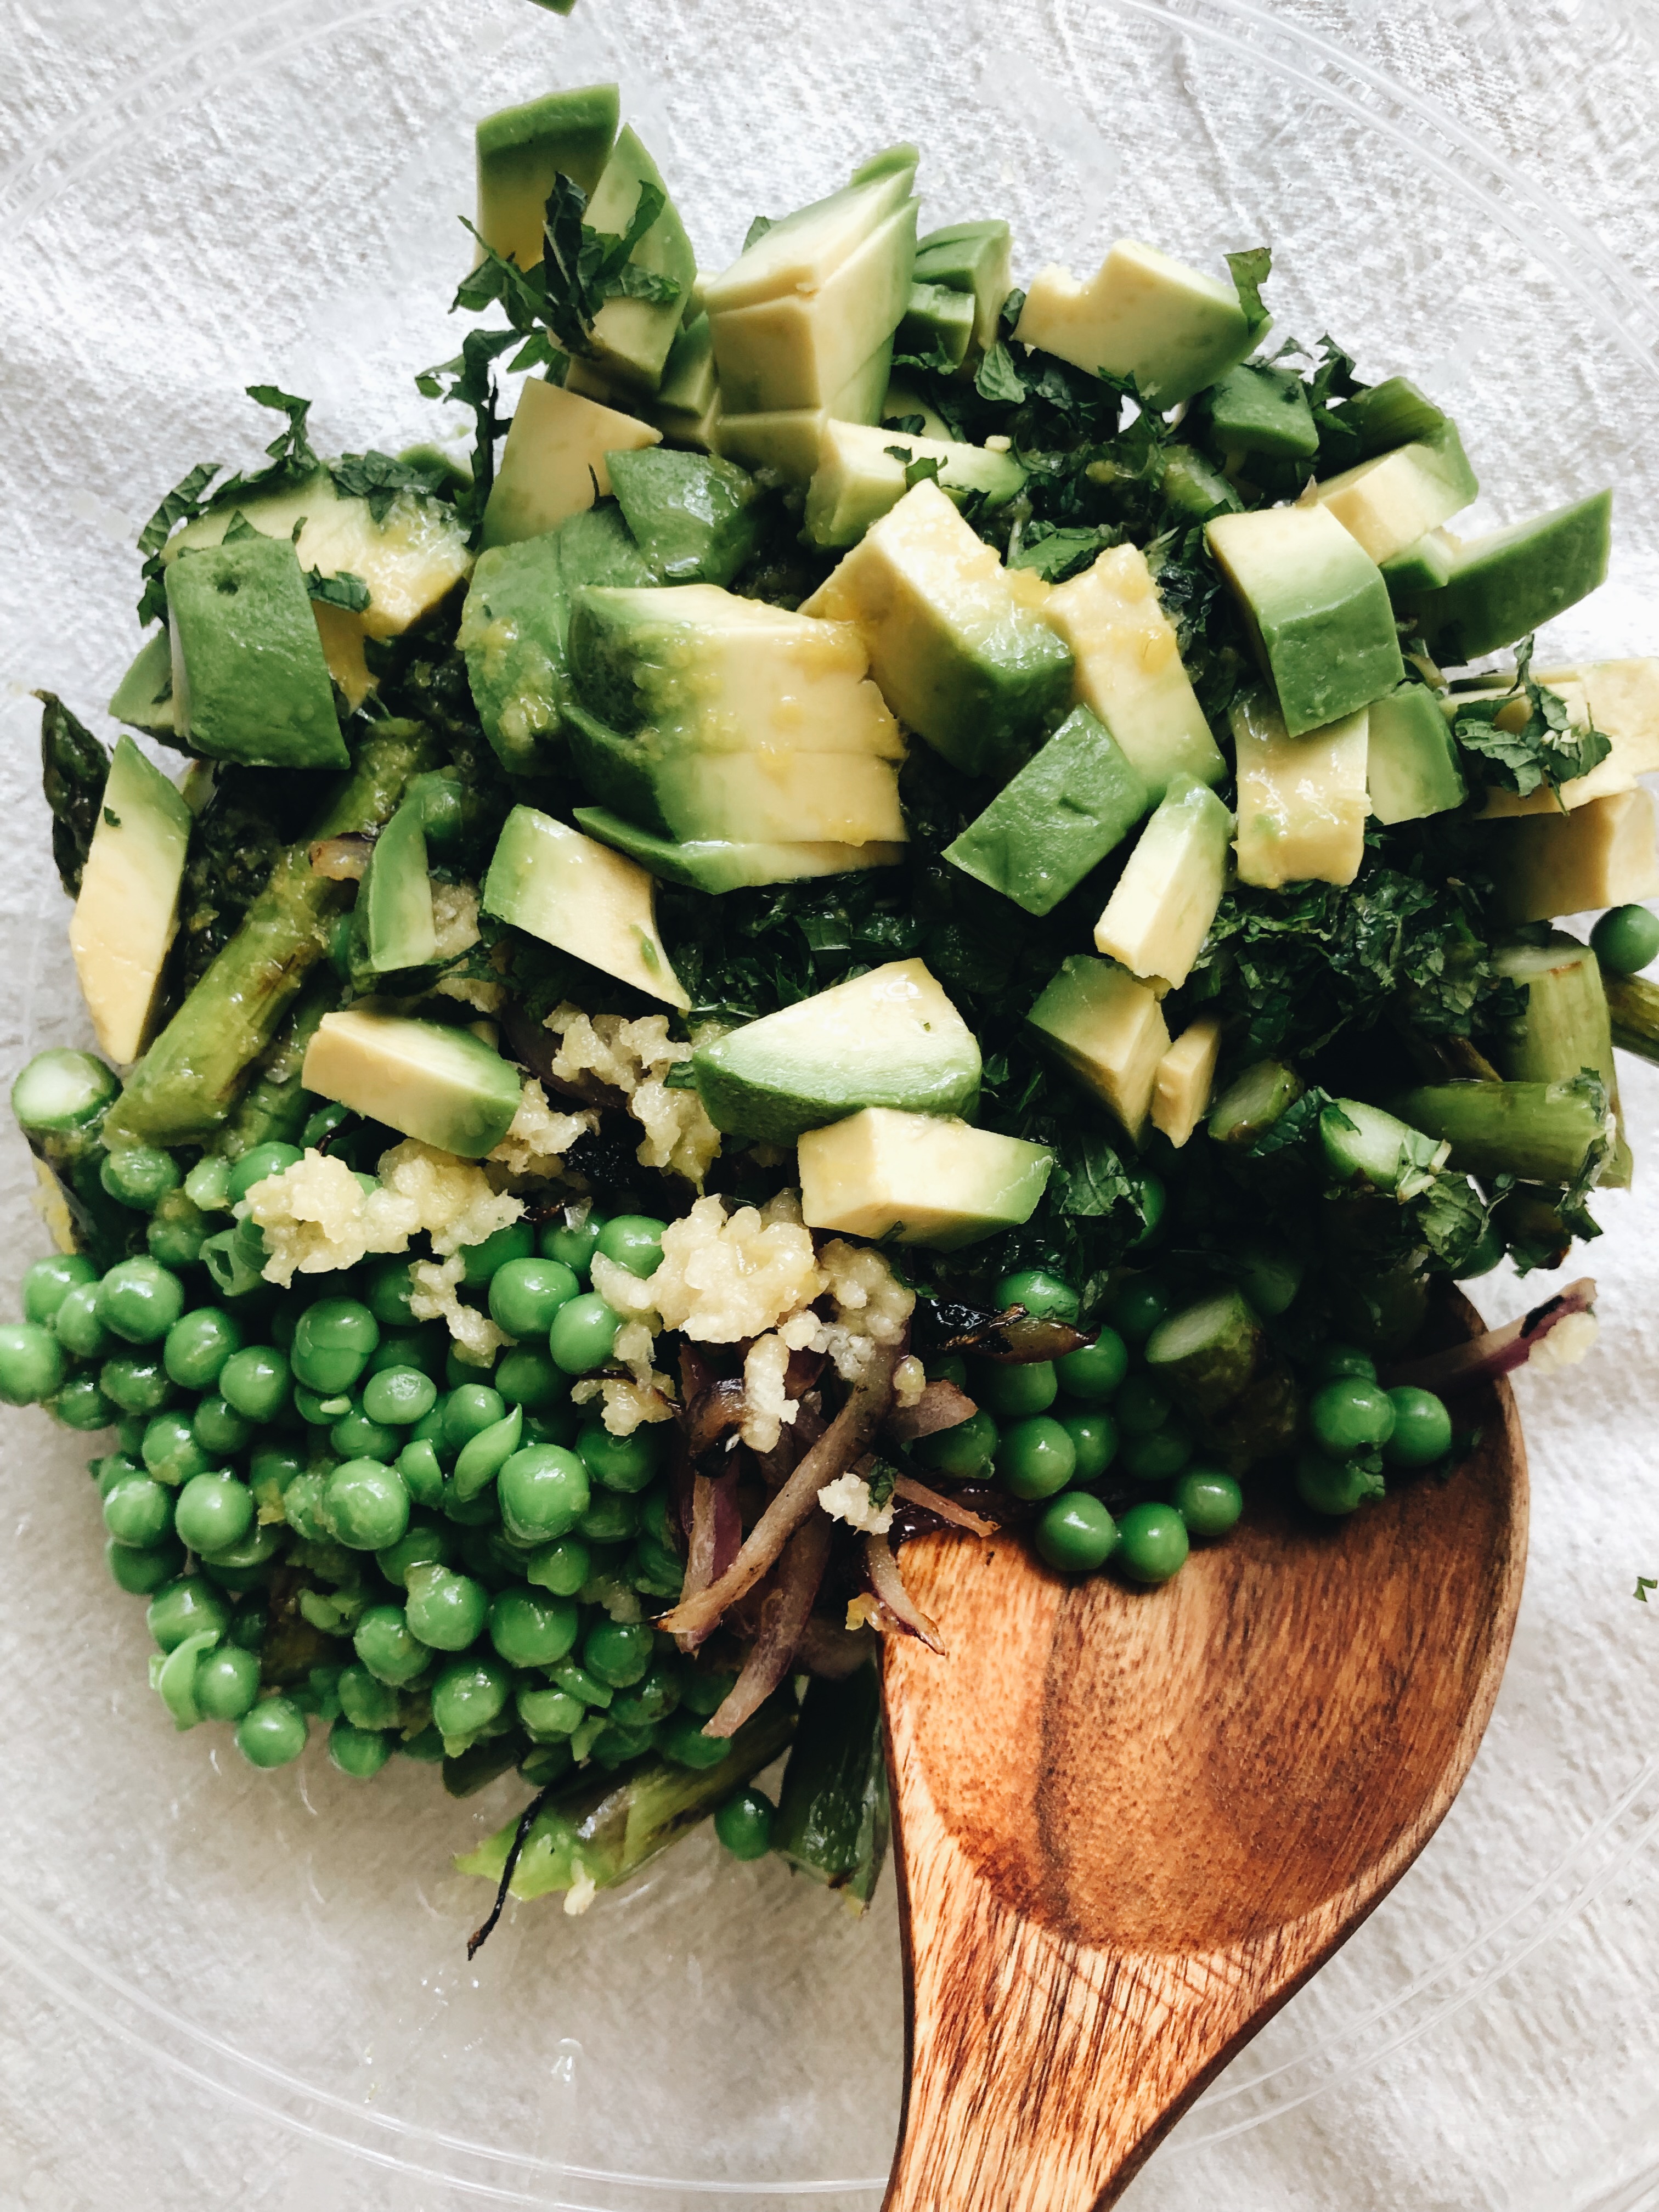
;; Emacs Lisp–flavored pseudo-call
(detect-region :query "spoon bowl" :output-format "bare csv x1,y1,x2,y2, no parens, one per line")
881,1296,1525,2211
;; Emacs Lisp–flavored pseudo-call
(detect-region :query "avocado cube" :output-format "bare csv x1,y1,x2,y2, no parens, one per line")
1366,683,1465,825
1204,363,1318,460
1327,376,1447,463
1013,239,1258,408
1440,676,1621,822
692,958,979,1143
357,798,436,974
482,379,661,550
1043,543,1224,798
912,220,1014,362
1026,956,1170,1143
605,449,760,584
474,83,619,273
710,200,918,414
69,736,192,1065
573,807,904,893
702,159,915,317
165,535,347,770
302,1011,522,1159
1391,489,1612,667
896,281,975,371
1381,528,1457,599
1152,1017,1223,1149
1205,505,1403,737
648,313,721,450
943,705,1149,916
1232,689,1370,889
580,128,698,396
109,629,177,739
1315,422,1477,566
481,807,688,1009
716,343,895,481
801,478,1073,777
803,419,1026,550
1494,789,1659,926
1092,775,1234,990
797,1109,1052,1250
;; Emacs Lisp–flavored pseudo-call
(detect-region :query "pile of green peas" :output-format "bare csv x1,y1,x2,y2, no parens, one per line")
1293,1345,1453,1515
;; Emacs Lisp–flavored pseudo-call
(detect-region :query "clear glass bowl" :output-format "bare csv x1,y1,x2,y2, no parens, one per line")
4,2,1659,2205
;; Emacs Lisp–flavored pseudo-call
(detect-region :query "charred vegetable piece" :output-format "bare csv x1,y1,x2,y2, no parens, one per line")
771,1662,889,1911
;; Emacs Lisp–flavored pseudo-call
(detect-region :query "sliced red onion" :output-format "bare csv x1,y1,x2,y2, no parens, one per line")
685,1376,748,1461
883,1379,978,1443
674,1470,742,1653
863,1532,944,1654
703,1514,832,1739
890,1475,994,1537
1385,1278,1597,1392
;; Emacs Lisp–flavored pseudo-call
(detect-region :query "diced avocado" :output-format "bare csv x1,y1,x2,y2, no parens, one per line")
912,219,1014,363
1394,490,1613,665
109,630,177,739
1013,240,1259,408
802,420,1026,550
481,379,661,549
1367,682,1466,824
1439,676,1633,822
357,799,436,974
1206,505,1403,737
800,477,1071,777
1026,955,1171,1143
1092,775,1233,989
165,536,347,770
573,807,904,892
1203,363,1318,460
1315,422,1477,566
943,704,1149,917
481,806,688,1009
474,83,619,272
69,736,192,1065
648,313,720,450
558,500,663,590
1538,659,1659,776
1494,789,1659,925
1160,445,1243,520
605,448,760,584
1152,1017,1222,1149
715,408,830,481
896,282,975,371
692,958,979,1143
1381,527,1457,597
710,202,918,415
302,1010,522,1159
1327,377,1447,462
1043,544,1224,798
881,377,954,442
579,127,698,395
702,156,916,317
1232,689,1369,889
797,1108,1051,1250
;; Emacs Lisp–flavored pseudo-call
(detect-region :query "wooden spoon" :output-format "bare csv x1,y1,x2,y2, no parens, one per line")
881,1296,1526,2211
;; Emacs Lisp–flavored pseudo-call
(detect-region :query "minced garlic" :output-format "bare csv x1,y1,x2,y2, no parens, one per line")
817,1470,894,1536
1526,1310,1599,1376
487,1079,596,1181
409,1252,509,1365
741,1331,798,1453
644,1192,826,1342
571,1372,676,1434
893,1353,927,1407
545,1003,720,1186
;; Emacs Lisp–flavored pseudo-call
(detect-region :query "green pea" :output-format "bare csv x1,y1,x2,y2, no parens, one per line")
236,1696,308,1769
294,1384,344,1427
326,1720,391,1778
98,1258,187,1345
583,1617,654,1689
103,1472,174,1549
579,1489,640,1544
408,770,466,855
337,1662,401,1731
524,1537,591,1598
523,1409,577,1448
280,1470,330,1542
995,1415,1076,1499
291,1299,379,1394
443,1383,507,1453
1059,1410,1116,1482
95,1353,173,1418
146,1575,233,1652
596,1214,667,1280
1383,1386,1453,1468
1314,1344,1377,1384
394,1438,447,1509
443,1483,500,1528
116,1413,148,1453
517,1683,584,1739
354,1602,433,1687
226,1143,303,1205
165,1308,243,1391
488,1257,580,1339
324,1458,410,1551
197,1519,283,1575
972,1359,1057,1419
678,1666,737,1718
540,1211,606,1278
925,1353,968,1388
488,1585,580,1669
715,1786,775,1860
107,1534,185,1594
194,1644,261,1722
1308,1378,1396,1455
1295,1447,1385,1517
99,1144,181,1214
548,1291,622,1375
50,1374,116,1431
455,1222,534,1288
22,1254,97,1325
498,1445,590,1544
330,1407,401,1462
362,1259,417,1328
146,1192,213,1270
458,1524,520,1584
1055,1330,1129,1403
364,1325,445,1380
1104,1275,1173,1345
453,1406,523,1501
629,1535,684,1598
174,1472,255,1554
658,1709,730,1768
191,1395,252,1457
0,1322,66,1406
183,1156,232,1213
495,1346,568,1412
141,1412,208,1485
1114,1500,1189,1585
1171,1469,1244,1538
95,1450,144,1498
995,1268,1080,1324
913,1409,998,1481
398,1725,445,1763
431,1656,511,1741
577,1420,663,1494
640,1489,676,1548
218,1345,291,1423
1035,1492,1119,1573
1114,1374,1172,1436
249,1443,304,1517
403,1562,489,1651
1119,1427,1192,1482
445,1342,499,1391
360,1365,438,1427
1591,902,1659,974
52,1281,111,1359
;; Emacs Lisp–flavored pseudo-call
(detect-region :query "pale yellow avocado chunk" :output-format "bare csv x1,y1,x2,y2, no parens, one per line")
481,380,660,548
1043,545,1223,798
1026,955,1170,1143
702,160,915,316
1232,690,1370,889
1315,436,1477,566
710,204,918,414
481,807,689,1009
1092,776,1233,990
1495,788,1659,925
69,736,192,1066
797,1108,1053,1250
303,1010,523,1159
1012,240,1258,408
1152,1016,1223,1148
715,338,897,480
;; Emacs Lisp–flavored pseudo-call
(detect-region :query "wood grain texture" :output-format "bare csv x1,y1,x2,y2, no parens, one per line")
882,1308,1526,2212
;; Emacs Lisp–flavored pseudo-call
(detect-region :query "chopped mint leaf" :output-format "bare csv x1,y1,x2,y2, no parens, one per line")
1409,1172,1491,1272
304,567,371,613
1635,1577,1656,1602
1225,246,1273,337
742,215,775,252
221,510,257,541
892,340,961,377
415,327,519,536
884,414,926,438
1453,633,1612,800
135,459,222,624
102,806,121,828
330,448,452,523
974,340,1028,405
884,444,942,490
998,286,1026,336
1008,522,1117,583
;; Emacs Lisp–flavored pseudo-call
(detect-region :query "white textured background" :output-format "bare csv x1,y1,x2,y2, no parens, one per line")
4,2,1659,2207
